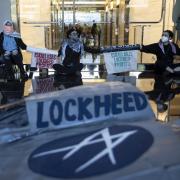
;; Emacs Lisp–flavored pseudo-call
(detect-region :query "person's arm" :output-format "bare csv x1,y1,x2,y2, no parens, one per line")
80,43,84,57
59,42,67,60
58,46,62,57
56,42,67,65
0,33,5,55
140,43,158,54
16,38,27,50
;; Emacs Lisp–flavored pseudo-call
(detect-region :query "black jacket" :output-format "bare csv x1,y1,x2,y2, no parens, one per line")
58,44,82,67
0,32,27,56
141,42,180,69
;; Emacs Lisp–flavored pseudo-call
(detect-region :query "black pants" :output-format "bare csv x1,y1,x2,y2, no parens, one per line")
53,63,84,75
4,53,26,79
155,63,180,74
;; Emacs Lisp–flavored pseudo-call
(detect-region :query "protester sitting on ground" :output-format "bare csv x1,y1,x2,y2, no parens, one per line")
53,27,84,76
140,30,180,75
0,20,28,80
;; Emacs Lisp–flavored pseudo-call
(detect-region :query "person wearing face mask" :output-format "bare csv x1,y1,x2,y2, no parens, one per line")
140,30,180,75
53,27,84,76
0,20,28,80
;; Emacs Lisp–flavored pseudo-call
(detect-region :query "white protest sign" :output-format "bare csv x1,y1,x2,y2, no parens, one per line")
104,50,138,74
27,47,58,69
32,76,56,94
25,82,154,132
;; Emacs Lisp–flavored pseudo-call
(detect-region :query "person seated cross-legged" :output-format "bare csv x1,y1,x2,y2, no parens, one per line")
53,27,84,76
140,30,180,76
0,20,28,81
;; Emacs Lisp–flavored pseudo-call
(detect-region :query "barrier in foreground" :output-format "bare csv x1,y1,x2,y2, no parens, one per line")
25,81,154,132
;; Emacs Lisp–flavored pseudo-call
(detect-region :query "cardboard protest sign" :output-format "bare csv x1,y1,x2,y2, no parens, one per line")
32,76,56,94
104,50,138,74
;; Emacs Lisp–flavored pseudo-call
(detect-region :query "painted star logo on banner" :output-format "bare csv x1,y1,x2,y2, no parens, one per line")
33,128,137,173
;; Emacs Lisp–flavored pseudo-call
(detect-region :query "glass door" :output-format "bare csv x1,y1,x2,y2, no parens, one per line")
53,0,107,48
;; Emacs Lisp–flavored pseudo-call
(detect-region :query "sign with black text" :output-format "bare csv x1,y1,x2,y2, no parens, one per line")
104,50,139,74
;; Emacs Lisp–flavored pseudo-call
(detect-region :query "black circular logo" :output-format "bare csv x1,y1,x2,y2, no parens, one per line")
28,125,153,178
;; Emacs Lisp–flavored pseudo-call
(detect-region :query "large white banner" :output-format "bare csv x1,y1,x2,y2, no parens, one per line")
104,50,138,74
25,82,154,133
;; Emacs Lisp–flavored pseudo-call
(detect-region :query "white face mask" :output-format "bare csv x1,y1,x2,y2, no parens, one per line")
161,36,169,43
